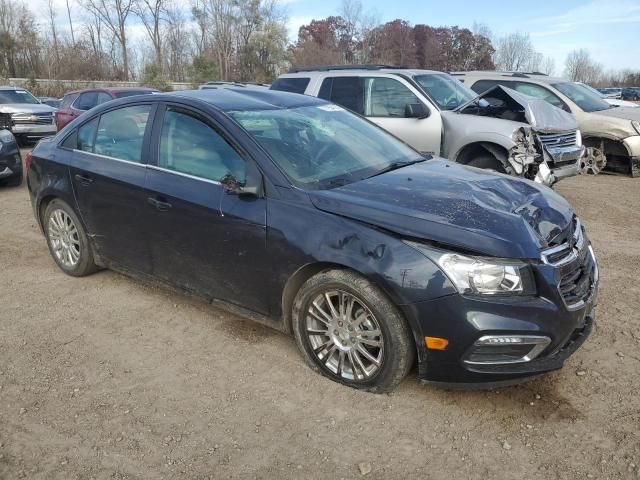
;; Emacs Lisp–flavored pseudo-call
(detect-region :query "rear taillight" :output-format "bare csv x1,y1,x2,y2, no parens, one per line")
25,151,33,171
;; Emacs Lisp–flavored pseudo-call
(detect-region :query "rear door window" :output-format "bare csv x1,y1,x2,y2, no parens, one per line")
93,105,152,163
270,77,310,94
319,77,364,115
77,117,99,152
74,92,98,111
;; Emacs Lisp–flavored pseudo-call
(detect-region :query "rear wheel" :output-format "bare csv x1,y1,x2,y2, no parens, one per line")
43,199,99,277
292,269,415,393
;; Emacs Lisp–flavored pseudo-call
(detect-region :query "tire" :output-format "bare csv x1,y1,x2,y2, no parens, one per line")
292,269,415,393
466,154,507,173
43,198,99,277
1,171,22,187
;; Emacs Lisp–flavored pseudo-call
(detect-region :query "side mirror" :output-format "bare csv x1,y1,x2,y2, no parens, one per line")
221,169,262,198
405,103,429,119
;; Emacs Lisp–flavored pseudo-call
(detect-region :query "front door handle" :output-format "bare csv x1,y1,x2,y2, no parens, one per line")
74,173,94,186
147,196,172,211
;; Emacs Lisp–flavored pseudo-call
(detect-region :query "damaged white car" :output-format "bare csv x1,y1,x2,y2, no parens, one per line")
271,66,584,186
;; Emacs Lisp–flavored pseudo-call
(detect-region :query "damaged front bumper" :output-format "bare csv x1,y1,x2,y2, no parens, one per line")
544,145,584,183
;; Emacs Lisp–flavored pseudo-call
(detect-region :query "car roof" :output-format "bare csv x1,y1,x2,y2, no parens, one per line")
107,87,327,112
282,67,444,77
66,86,159,95
170,88,326,111
0,86,30,91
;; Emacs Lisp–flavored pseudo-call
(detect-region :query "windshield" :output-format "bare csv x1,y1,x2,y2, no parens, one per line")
581,84,606,98
413,74,478,110
0,89,40,105
229,104,422,190
552,82,611,112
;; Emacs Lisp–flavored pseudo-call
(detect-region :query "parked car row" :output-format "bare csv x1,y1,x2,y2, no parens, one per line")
272,67,640,178
26,86,599,391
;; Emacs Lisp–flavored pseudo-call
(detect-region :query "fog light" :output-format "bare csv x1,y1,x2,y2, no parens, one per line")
464,335,550,365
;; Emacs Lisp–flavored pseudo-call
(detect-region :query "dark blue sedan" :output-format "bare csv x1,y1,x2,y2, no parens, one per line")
26,89,598,391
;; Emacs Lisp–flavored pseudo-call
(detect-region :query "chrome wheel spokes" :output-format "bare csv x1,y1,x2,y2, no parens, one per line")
306,290,384,381
48,209,81,268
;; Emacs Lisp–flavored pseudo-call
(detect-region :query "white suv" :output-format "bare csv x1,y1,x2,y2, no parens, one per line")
272,65,584,186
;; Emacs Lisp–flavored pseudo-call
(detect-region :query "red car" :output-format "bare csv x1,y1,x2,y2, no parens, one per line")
55,87,158,131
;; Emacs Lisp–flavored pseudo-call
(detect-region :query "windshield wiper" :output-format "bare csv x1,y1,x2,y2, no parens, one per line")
367,157,428,179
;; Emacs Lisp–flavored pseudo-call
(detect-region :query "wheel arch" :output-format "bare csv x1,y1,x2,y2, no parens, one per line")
455,141,509,169
280,261,426,370
583,136,634,175
281,262,349,334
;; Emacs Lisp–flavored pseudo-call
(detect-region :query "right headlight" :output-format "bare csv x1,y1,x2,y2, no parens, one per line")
631,120,640,136
406,242,536,296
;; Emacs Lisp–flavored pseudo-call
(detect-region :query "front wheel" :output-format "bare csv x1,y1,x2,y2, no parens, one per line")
43,199,99,277
292,270,415,393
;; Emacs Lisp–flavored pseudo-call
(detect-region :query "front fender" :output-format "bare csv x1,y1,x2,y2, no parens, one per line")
267,195,457,315
441,112,520,160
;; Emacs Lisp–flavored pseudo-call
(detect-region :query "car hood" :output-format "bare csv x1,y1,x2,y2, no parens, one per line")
456,85,578,133
595,106,640,122
0,103,57,114
308,159,574,259
606,99,639,108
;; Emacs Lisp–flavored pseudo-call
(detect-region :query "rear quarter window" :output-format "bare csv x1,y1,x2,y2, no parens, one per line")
60,93,79,109
270,77,310,94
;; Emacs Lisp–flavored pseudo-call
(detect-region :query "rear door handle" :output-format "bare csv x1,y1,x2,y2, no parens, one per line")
147,196,172,211
74,173,94,186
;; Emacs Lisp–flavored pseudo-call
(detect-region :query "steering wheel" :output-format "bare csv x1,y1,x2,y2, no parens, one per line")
445,98,459,110
313,142,342,165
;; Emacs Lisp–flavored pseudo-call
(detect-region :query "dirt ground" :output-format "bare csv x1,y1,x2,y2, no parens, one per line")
1,151,639,480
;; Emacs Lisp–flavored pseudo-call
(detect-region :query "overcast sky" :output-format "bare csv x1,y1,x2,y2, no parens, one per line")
32,0,640,73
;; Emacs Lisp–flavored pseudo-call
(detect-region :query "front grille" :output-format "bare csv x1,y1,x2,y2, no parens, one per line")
12,113,54,125
541,217,584,266
538,130,577,149
558,246,596,307
541,217,598,309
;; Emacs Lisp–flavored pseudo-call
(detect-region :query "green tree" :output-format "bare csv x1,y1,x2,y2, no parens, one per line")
139,63,171,91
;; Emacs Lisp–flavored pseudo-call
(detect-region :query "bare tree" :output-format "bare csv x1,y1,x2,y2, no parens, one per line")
204,0,236,79
165,5,190,81
47,0,60,65
471,21,492,41
494,32,535,71
66,0,75,44
82,0,136,80
134,0,167,69
541,56,555,76
565,49,602,84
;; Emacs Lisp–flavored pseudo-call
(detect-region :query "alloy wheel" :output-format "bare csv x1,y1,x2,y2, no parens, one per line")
48,209,81,268
305,290,384,381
